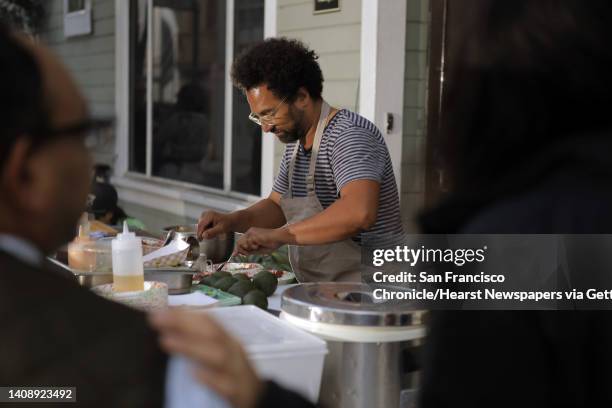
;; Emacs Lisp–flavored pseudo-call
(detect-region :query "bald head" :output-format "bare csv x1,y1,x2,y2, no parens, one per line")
0,28,93,253
17,35,88,129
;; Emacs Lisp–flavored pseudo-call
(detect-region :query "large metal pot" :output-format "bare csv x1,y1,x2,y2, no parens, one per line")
281,283,426,408
163,225,235,264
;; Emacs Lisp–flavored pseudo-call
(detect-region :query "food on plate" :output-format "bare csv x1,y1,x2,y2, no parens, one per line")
243,289,268,310
253,271,278,296
266,269,289,278
228,280,255,299
222,262,262,273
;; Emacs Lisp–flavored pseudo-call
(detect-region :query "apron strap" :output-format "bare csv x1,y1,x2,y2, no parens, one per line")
306,101,330,194
286,100,331,197
286,142,300,198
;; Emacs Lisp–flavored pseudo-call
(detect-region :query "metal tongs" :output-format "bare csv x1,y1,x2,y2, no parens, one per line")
162,229,175,247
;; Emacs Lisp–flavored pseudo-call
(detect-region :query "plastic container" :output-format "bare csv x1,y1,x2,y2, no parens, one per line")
68,236,113,272
206,305,328,403
111,222,144,292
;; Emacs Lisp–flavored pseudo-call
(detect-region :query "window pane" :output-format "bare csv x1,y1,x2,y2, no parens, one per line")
151,0,226,188
129,0,147,174
231,0,264,195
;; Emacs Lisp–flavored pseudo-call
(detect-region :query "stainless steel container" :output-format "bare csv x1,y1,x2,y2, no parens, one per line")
199,232,234,263
281,283,426,408
144,269,194,294
74,271,113,287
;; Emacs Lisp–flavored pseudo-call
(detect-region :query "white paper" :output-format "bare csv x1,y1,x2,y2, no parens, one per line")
168,291,218,308
142,238,190,262
165,355,230,408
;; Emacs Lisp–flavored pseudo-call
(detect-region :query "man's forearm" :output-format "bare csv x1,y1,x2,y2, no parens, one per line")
231,198,286,232
281,196,376,245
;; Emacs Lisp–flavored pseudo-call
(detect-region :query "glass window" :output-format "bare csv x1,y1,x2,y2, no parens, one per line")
128,0,147,174
129,0,263,196
231,0,264,195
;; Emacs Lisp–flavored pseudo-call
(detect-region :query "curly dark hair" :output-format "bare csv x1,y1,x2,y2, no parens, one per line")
231,37,323,101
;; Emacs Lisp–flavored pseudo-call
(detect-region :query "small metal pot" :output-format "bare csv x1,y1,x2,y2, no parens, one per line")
199,233,234,263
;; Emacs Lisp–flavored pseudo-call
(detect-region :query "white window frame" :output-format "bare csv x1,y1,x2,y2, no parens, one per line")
114,0,276,218
360,0,407,194
64,0,92,38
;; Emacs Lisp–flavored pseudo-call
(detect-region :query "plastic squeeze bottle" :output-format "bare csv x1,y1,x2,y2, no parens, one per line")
112,221,145,292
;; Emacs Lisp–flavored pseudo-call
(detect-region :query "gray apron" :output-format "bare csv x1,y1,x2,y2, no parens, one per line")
280,101,363,283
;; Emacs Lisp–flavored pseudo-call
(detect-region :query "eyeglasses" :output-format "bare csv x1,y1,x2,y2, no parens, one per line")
248,96,287,127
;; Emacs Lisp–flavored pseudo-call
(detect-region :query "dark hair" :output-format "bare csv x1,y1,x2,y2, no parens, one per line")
231,37,323,101
0,23,47,166
441,0,612,192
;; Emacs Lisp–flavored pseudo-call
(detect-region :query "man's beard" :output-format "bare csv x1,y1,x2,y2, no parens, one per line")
276,106,307,144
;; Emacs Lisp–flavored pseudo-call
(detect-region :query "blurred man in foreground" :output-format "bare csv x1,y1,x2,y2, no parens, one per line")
0,24,167,406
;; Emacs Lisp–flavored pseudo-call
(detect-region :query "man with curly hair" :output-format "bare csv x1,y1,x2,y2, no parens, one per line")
197,38,402,282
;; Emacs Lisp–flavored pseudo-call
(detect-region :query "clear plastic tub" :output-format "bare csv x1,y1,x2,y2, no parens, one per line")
206,306,328,403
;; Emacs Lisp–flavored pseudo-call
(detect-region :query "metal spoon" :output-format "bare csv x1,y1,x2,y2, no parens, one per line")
215,251,236,272
162,229,175,247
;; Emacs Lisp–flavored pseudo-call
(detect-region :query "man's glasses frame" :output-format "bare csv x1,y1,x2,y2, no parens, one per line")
248,96,288,127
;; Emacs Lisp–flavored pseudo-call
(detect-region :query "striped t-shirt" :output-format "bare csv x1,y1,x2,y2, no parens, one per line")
273,109,403,244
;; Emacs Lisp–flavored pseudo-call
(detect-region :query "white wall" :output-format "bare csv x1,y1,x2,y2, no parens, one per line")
401,0,429,232
274,0,362,176
40,0,116,166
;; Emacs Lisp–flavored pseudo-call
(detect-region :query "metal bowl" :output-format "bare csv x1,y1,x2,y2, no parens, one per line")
73,271,114,288
144,269,194,295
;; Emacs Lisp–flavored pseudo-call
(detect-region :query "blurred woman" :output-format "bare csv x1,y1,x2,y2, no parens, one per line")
419,0,612,406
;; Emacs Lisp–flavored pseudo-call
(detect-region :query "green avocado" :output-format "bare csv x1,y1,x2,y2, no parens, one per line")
228,280,255,300
233,273,250,281
200,275,217,287
211,271,232,281
253,271,278,297
215,277,238,292
243,289,268,310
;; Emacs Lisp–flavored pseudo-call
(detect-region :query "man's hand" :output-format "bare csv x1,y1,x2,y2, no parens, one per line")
197,211,236,240
148,309,263,408
235,227,293,256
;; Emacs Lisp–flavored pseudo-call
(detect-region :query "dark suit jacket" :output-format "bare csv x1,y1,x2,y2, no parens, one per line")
0,250,167,407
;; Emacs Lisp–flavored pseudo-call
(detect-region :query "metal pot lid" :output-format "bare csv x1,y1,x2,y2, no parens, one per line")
281,283,426,327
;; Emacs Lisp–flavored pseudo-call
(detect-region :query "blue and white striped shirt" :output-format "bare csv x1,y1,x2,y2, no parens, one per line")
273,109,403,244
